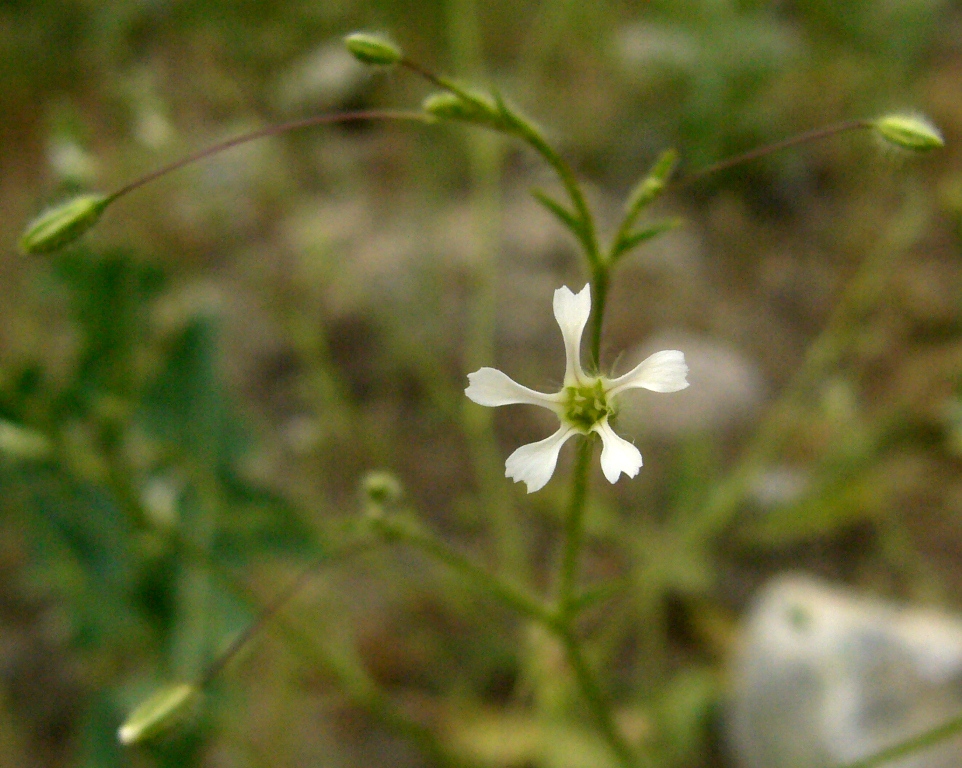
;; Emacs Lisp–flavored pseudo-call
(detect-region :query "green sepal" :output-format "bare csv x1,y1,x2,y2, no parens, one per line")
422,89,508,132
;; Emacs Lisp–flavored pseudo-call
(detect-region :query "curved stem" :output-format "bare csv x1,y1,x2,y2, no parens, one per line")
837,710,962,768
507,117,602,268
105,109,430,203
198,537,372,688
400,58,602,269
178,533,472,768
674,120,871,188
371,512,554,627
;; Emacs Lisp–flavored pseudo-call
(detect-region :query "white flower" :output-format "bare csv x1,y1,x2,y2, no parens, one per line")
465,285,689,493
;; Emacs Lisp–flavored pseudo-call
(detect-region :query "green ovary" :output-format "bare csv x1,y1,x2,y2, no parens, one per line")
563,380,613,432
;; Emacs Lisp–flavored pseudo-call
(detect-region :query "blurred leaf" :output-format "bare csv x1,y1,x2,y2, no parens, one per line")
141,318,225,463
795,0,945,62
52,247,164,403
653,666,718,766
447,707,620,768
212,466,314,561
78,692,129,768
740,444,891,546
4,463,141,645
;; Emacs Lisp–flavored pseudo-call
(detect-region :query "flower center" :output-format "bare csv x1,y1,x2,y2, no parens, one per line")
563,380,613,432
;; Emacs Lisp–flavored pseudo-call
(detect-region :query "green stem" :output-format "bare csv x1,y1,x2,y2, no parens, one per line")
181,539,470,768
371,512,554,628
588,267,610,371
400,58,601,270
373,499,646,767
558,627,642,768
506,117,601,268
555,437,594,618
674,120,871,189
105,110,430,204
551,439,641,767
837,711,962,768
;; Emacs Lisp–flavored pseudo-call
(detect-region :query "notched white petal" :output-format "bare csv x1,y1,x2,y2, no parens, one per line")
553,285,591,385
594,420,642,484
505,425,578,493
465,368,562,409
607,350,689,395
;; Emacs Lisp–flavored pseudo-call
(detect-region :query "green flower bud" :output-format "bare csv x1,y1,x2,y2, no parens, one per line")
361,470,403,509
344,33,402,67
625,149,678,217
118,683,200,746
422,91,507,131
20,193,109,255
873,114,944,153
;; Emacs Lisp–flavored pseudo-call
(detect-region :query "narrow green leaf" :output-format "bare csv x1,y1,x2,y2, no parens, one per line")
611,218,682,262
531,188,585,243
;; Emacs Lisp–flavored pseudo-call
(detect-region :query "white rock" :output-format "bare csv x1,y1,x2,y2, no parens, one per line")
729,576,962,768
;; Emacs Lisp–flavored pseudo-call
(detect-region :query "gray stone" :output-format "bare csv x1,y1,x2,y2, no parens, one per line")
729,576,962,768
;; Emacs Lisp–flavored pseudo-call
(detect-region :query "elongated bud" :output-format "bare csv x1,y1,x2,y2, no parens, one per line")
422,91,507,131
118,683,200,746
344,32,402,66
872,114,944,153
626,149,678,217
20,193,109,254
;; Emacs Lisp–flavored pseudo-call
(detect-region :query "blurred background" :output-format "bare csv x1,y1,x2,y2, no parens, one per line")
2,0,962,766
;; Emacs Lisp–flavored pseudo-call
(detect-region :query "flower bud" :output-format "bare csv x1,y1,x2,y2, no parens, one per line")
422,91,506,131
626,149,678,216
361,470,403,508
118,683,200,746
20,193,109,255
344,33,402,67
872,114,944,153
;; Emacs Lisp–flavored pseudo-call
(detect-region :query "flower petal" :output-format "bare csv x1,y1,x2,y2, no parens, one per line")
606,350,689,396
465,368,563,409
594,420,642,483
505,425,579,493
553,285,591,385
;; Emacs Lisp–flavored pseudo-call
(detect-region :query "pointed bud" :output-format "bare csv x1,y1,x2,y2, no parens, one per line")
20,193,109,255
422,91,507,131
118,683,199,746
872,114,944,153
625,149,678,217
344,33,402,67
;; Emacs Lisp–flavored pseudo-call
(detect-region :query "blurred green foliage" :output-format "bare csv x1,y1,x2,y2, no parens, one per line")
1,0,960,767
